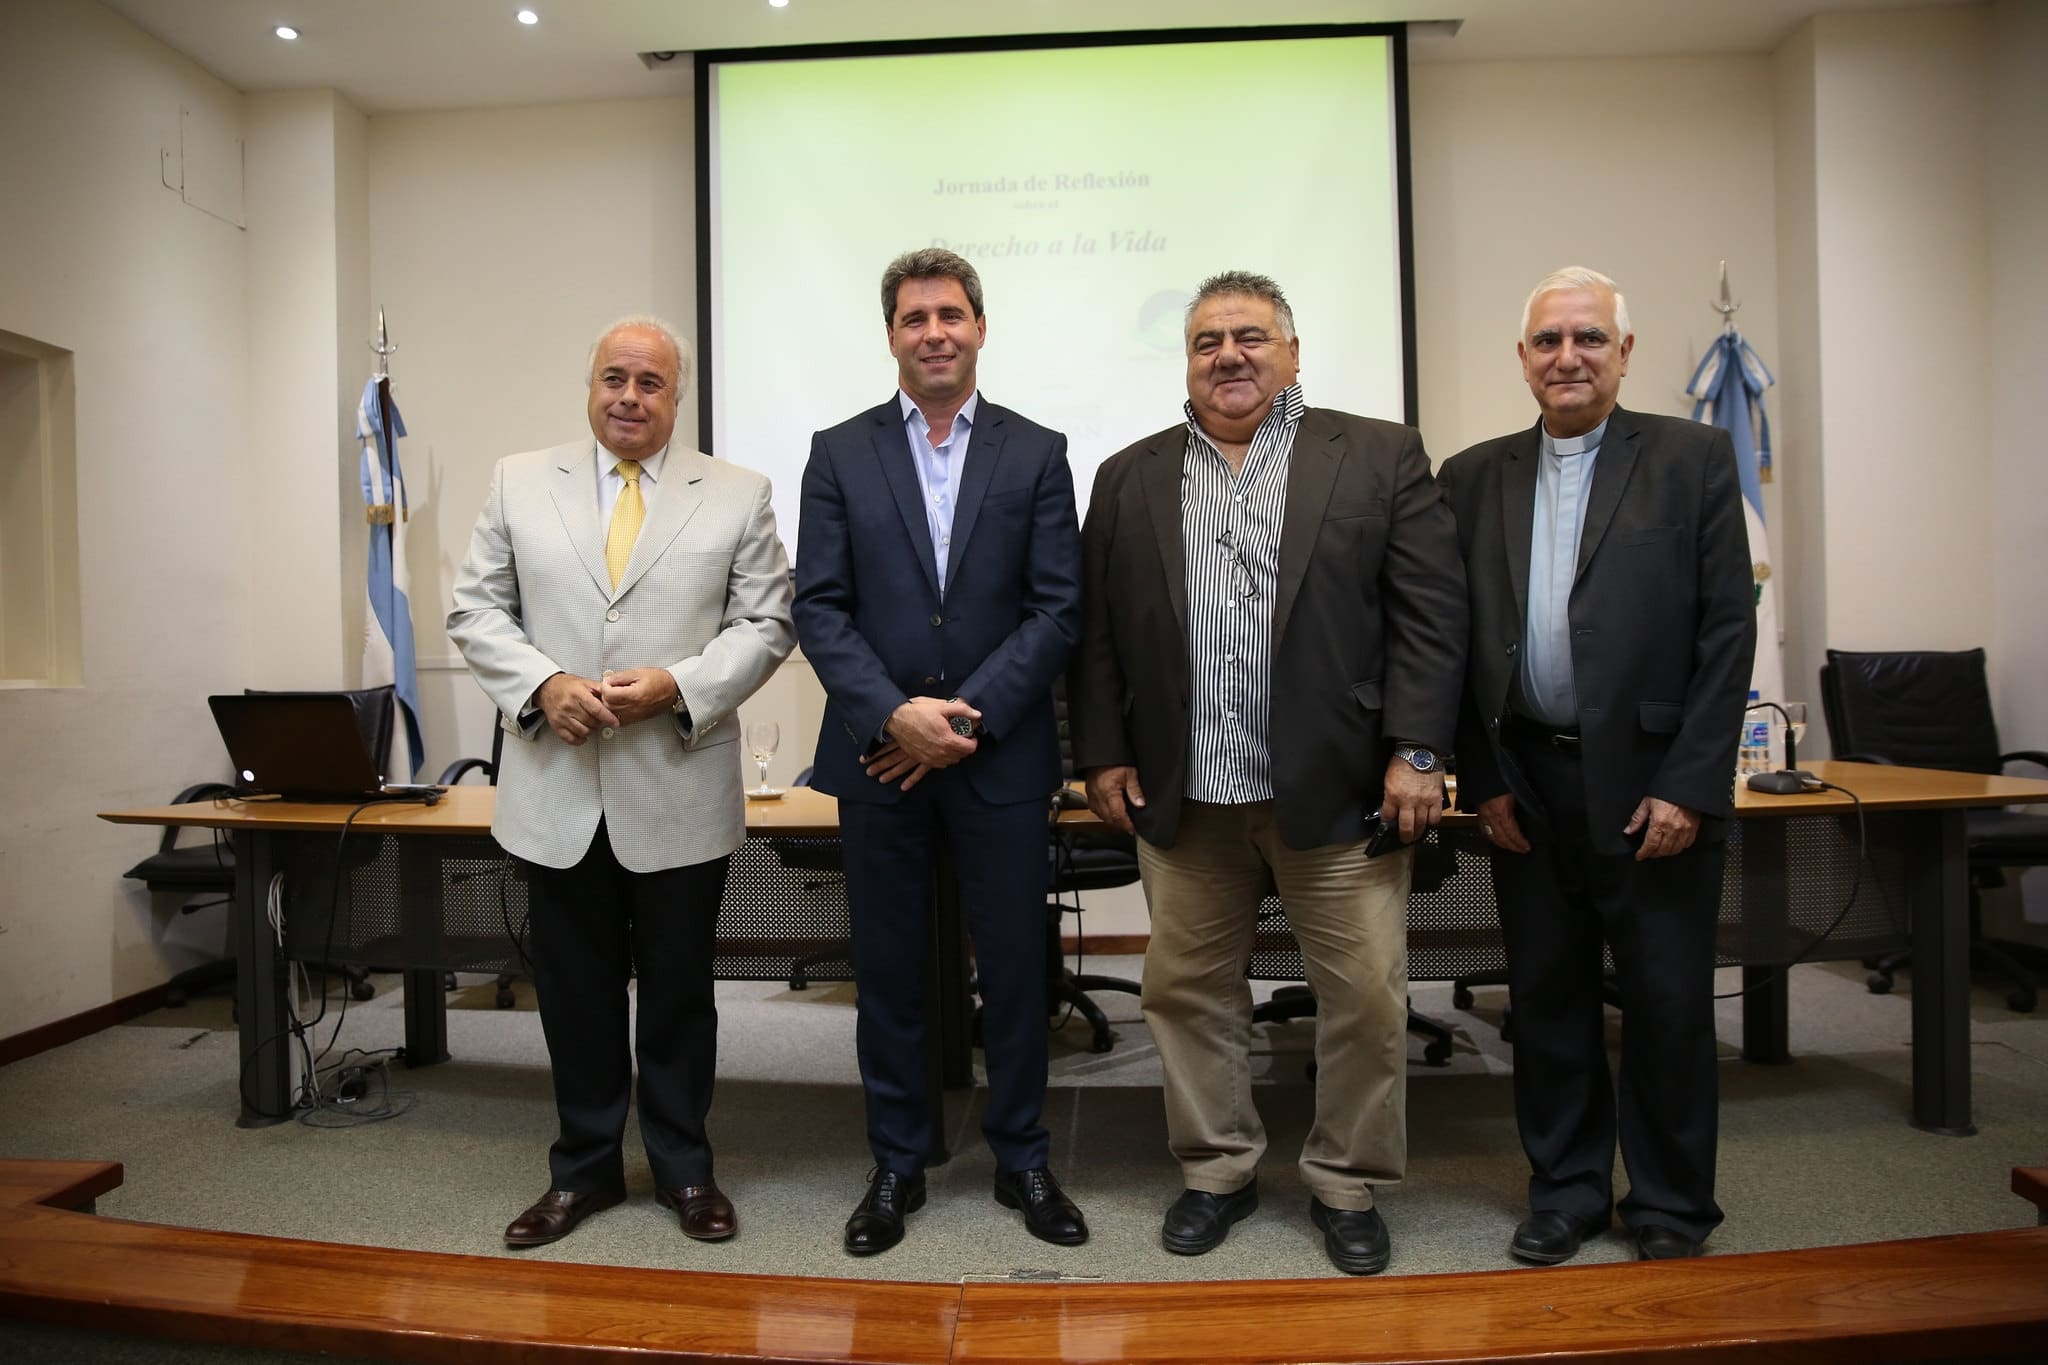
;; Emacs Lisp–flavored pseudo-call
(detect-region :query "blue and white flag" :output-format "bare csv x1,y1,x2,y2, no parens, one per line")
358,374,424,779
1687,332,1783,705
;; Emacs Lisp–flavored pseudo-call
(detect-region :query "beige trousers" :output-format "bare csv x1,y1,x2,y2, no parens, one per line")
1137,800,1410,1210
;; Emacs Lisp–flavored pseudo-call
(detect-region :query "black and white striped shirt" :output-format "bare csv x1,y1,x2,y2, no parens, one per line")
1181,383,1305,803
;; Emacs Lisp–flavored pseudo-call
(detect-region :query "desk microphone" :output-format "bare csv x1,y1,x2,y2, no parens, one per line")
1742,699,1820,794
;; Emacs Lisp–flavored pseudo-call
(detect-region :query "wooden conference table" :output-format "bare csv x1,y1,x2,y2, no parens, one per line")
103,761,2048,1137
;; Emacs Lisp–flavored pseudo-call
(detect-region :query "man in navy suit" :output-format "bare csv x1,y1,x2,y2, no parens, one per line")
794,248,1084,1255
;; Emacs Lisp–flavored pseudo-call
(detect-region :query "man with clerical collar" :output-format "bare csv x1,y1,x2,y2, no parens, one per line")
1438,267,1755,1264
450,315,795,1249
794,248,1086,1255
1069,270,1468,1275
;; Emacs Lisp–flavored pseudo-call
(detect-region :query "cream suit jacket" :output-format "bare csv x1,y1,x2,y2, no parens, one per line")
448,439,795,872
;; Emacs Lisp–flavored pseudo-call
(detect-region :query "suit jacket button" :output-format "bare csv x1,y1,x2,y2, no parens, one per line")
607,609,620,622
1505,642,1517,655
601,726,615,739
923,675,938,686
930,613,943,626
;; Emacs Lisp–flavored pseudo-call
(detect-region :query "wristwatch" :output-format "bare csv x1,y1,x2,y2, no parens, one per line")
947,696,978,738
1393,743,1438,773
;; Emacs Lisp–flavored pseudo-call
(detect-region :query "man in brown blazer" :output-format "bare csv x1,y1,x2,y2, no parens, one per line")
1068,271,1466,1275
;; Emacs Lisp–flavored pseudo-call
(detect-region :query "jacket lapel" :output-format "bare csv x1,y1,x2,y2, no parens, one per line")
945,401,1004,585
1575,407,1640,581
612,448,706,600
869,400,942,599
1272,410,1341,646
1137,430,1189,647
550,444,613,599
1501,421,1540,626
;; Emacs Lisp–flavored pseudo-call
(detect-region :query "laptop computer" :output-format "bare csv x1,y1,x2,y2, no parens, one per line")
208,693,439,802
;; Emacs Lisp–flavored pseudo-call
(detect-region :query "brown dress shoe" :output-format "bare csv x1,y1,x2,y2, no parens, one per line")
657,1183,737,1241
504,1188,624,1247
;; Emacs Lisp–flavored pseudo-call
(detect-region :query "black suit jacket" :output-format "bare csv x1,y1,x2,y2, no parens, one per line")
1437,406,1757,857
1069,408,1467,850
793,395,1082,806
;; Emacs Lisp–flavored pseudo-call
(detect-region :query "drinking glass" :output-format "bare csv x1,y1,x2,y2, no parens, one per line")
746,720,782,799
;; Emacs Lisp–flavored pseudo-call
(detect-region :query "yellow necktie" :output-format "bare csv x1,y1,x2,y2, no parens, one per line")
605,460,644,590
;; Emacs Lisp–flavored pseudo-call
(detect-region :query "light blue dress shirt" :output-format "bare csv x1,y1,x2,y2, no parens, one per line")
900,390,978,594
1518,419,1606,728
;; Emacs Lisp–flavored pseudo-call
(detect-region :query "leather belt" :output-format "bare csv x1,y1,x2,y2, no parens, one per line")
1503,713,1582,750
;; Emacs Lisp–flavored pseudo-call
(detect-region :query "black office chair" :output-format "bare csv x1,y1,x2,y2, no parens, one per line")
774,765,853,991
123,782,241,1008
1820,647,2048,1012
1040,680,1145,1053
437,714,517,1005
1046,794,1145,1053
1249,837,1463,1068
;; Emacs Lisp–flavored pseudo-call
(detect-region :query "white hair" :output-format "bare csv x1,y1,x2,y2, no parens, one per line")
587,313,692,392
1520,267,1631,340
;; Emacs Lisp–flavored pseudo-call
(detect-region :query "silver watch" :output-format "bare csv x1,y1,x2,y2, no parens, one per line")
1393,743,1438,773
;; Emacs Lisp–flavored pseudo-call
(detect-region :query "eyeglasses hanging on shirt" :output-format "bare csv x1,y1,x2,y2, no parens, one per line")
1216,529,1260,601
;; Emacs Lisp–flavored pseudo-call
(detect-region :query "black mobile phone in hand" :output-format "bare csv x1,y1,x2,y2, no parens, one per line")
1362,813,1402,859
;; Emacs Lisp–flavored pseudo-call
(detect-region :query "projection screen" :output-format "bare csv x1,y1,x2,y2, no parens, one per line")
698,26,1412,563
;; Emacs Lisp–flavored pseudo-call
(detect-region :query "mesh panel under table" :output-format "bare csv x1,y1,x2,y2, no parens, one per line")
276,832,855,983
1245,811,1913,982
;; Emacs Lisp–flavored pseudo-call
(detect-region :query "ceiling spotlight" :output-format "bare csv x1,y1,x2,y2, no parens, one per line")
769,0,789,8
274,25,299,40
516,8,538,23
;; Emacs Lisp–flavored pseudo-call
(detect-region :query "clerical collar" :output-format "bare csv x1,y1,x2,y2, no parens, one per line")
1543,418,1608,458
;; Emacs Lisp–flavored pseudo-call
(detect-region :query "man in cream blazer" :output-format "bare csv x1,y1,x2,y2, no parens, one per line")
449,317,793,1250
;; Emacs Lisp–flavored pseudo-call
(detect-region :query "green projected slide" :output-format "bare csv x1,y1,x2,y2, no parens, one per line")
709,34,1403,560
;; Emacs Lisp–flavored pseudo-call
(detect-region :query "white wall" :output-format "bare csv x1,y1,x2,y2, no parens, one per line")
0,0,254,1037
1810,7,1994,662
1772,22,1830,746
243,90,352,690
1986,0,2048,753
366,96,700,780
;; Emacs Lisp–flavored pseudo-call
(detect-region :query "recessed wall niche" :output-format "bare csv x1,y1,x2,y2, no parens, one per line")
0,328,82,687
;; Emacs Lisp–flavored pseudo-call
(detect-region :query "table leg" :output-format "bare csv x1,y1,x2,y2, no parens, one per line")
1910,808,1975,1135
1740,819,1792,1064
395,837,449,1068
231,829,292,1127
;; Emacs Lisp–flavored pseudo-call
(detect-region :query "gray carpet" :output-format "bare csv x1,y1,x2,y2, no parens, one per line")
2,958,2043,1284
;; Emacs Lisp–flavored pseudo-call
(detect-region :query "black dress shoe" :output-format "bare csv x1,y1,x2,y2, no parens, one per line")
503,1187,625,1247
1161,1181,1258,1256
1634,1225,1704,1260
993,1167,1088,1246
1510,1209,1607,1266
844,1169,925,1256
1309,1197,1391,1275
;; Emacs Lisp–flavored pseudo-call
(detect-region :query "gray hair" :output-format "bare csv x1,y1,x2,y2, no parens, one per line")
1185,270,1296,342
1520,267,1631,340
881,248,985,324
587,313,691,393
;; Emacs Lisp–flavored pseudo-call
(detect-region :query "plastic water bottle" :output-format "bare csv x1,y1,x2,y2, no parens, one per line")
1739,690,1770,775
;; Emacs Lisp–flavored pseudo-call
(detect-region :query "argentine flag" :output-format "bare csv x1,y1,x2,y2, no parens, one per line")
1687,332,1783,706
358,375,425,779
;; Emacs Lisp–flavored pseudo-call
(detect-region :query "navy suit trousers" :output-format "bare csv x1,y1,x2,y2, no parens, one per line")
839,771,1052,1175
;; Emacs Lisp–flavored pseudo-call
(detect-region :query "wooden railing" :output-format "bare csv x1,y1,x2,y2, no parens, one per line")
4,1160,2046,1364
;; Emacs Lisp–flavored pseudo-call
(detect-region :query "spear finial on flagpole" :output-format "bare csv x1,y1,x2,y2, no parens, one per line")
370,307,397,377
1712,261,1740,335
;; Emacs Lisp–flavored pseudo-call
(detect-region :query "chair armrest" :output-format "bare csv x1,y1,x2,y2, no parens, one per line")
2001,750,2048,774
437,757,496,786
